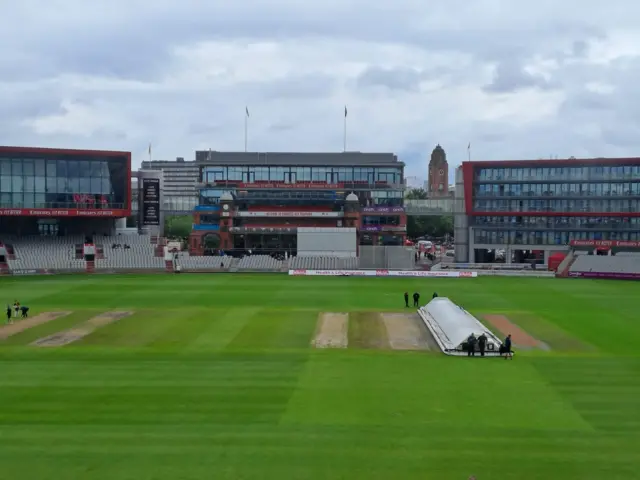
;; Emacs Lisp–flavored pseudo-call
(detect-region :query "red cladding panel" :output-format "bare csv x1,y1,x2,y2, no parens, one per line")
0,208,129,217
570,240,640,248
461,157,640,168
462,162,474,214
0,146,130,157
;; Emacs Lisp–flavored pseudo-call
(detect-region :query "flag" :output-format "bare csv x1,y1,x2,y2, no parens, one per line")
148,143,151,155
246,106,249,117
344,106,347,117
467,142,471,150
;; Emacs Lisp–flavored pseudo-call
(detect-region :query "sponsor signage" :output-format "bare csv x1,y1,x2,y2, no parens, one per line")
570,240,640,248
207,182,344,189
237,211,342,218
230,227,297,233
0,208,128,217
11,269,53,275
360,225,407,232
569,271,640,280
361,206,405,213
141,178,160,226
288,269,477,277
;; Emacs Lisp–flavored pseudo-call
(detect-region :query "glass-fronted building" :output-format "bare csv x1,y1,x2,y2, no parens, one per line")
189,151,406,254
457,157,640,263
0,146,131,235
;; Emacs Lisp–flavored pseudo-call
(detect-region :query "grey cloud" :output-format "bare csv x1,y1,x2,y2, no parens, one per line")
2,2,612,81
253,74,337,100
267,123,295,132
483,59,557,93
356,67,429,92
2,0,640,168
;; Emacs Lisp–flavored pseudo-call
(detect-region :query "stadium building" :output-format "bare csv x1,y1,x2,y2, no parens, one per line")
0,146,132,236
455,157,640,264
140,157,198,213
189,151,406,255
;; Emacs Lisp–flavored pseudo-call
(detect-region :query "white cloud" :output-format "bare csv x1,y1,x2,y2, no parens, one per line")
1,0,640,182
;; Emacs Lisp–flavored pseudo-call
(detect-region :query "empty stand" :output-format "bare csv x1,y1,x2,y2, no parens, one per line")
569,255,640,274
5,235,86,271
236,255,283,271
177,254,233,270
289,256,359,270
96,235,165,270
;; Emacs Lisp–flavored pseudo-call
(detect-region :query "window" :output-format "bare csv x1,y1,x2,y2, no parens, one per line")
11,159,22,176
0,158,10,176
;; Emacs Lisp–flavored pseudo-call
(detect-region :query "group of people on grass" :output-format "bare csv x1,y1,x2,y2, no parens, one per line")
5,301,28,324
466,333,513,359
402,290,514,359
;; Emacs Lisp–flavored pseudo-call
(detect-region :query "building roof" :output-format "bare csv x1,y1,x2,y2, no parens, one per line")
346,192,359,201
0,145,130,157
463,157,640,168
195,151,403,167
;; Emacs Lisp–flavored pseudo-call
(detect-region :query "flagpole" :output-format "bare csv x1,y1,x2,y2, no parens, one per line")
467,142,471,161
244,107,249,152
343,106,347,152
148,143,152,162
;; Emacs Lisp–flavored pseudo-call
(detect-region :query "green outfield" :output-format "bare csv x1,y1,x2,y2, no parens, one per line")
0,274,639,479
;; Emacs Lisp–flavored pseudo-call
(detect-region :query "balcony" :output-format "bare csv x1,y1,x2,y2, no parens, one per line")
197,180,404,190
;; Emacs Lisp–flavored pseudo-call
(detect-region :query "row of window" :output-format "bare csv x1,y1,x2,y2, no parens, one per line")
475,182,640,197
202,166,403,184
474,230,640,245
198,189,404,207
0,192,120,209
476,165,640,181
0,176,113,195
474,216,640,229
0,157,115,178
473,199,640,213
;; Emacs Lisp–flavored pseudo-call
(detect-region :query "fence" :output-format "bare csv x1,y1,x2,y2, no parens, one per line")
358,246,414,269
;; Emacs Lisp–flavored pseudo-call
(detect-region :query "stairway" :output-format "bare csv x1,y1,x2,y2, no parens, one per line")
86,260,95,273
165,260,174,272
556,251,576,278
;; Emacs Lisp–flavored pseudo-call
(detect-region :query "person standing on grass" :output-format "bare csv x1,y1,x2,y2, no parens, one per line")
502,334,513,360
466,333,477,356
412,291,420,307
6,305,12,324
404,292,409,308
13,300,19,318
477,333,487,357
20,306,29,318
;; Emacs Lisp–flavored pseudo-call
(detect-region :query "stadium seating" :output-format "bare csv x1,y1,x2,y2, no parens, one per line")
236,255,283,271
96,235,165,270
289,256,359,270
5,235,86,271
569,255,640,274
177,254,234,270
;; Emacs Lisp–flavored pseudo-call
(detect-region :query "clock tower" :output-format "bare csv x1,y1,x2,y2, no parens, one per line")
428,144,449,197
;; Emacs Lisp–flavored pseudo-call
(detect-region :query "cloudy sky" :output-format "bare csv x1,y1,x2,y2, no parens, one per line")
1,1,639,178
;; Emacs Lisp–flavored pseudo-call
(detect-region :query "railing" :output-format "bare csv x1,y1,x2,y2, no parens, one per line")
473,207,639,213
474,192,640,198
475,174,640,182
404,199,457,215
197,180,405,189
473,223,640,230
